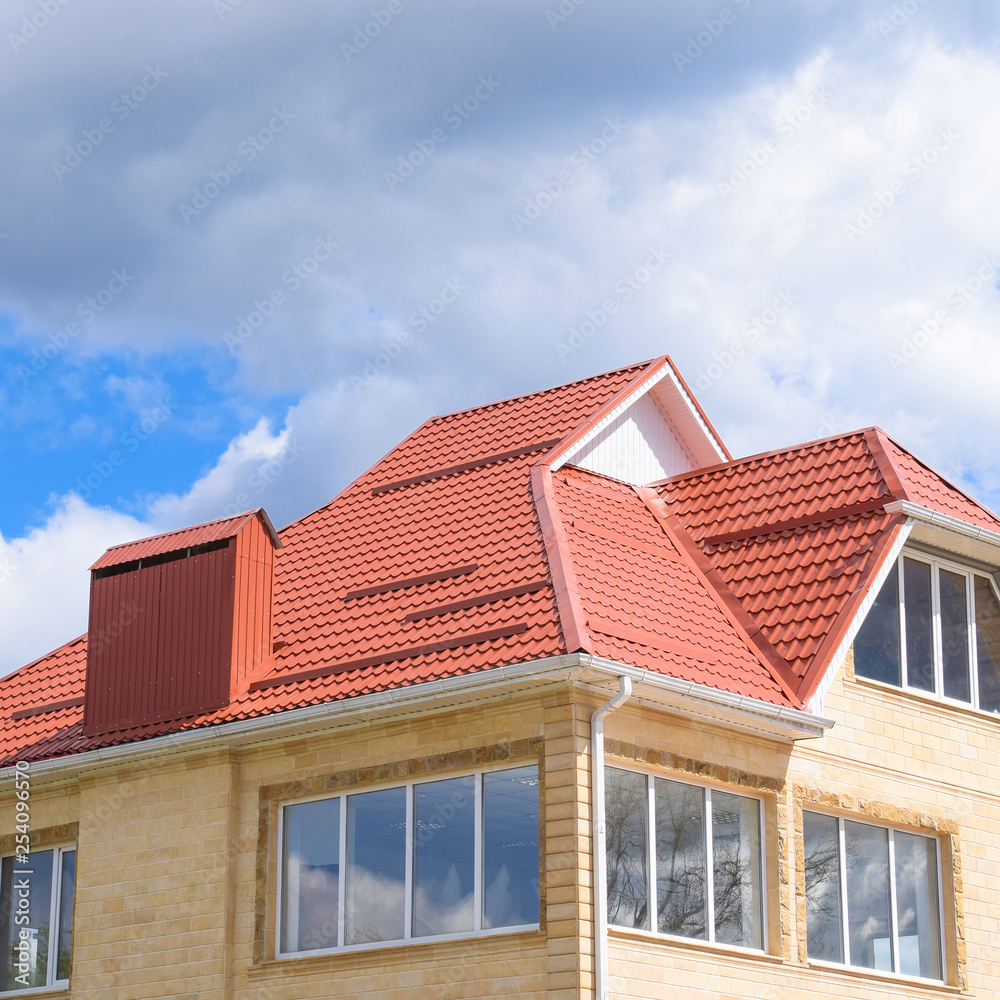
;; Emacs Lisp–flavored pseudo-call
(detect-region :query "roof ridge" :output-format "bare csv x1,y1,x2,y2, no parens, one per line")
635,486,803,707
531,465,592,655
425,358,658,425
651,427,876,487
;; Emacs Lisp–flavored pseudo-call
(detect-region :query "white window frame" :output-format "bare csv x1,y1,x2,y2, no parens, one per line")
0,844,75,996
803,810,947,983
276,763,540,958
863,548,1000,713
606,765,768,954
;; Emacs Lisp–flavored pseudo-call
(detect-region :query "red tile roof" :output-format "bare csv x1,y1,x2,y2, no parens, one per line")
90,508,281,570
3,360,999,764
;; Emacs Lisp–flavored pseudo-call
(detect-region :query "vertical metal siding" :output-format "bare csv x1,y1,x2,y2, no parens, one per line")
83,516,274,735
566,392,695,485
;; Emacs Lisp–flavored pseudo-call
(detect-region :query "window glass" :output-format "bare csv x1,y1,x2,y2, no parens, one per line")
653,778,706,939
1,849,54,991
281,798,340,953
482,766,539,929
894,832,942,980
974,576,1000,714
903,558,934,692
803,812,843,962
804,813,944,981
345,787,406,944
940,570,971,701
844,821,892,971
712,791,762,949
413,776,475,937
855,567,901,685
56,851,75,982
605,767,649,930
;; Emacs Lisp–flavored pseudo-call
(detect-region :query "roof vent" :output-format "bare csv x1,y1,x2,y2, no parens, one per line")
82,509,281,735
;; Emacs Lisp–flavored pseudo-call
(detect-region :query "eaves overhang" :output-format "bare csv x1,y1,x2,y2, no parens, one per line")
0,654,831,789
884,500,1000,567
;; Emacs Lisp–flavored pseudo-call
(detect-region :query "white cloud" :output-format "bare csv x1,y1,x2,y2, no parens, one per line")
0,496,151,677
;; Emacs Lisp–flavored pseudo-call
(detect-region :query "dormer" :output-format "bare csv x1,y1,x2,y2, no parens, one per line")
82,509,281,735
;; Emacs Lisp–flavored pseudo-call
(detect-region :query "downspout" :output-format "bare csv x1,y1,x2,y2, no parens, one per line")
591,675,633,1000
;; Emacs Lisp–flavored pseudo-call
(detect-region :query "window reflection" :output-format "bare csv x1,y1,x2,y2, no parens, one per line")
1,849,55,992
844,822,892,971
413,776,475,937
281,798,340,953
975,577,1000,713
940,570,970,702
803,812,842,962
654,778,706,939
712,791,762,949
856,566,901,685
894,832,942,980
483,766,539,928
903,558,934,692
605,768,649,930
346,787,406,944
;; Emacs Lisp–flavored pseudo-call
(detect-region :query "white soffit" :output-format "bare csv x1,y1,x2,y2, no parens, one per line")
555,362,728,483
884,500,1000,568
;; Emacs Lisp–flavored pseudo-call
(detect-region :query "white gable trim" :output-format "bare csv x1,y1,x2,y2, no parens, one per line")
550,362,728,474
654,362,729,465
807,520,913,713
550,365,672,472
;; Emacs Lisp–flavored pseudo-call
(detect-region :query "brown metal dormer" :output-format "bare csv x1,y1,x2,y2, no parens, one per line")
82,509,281,735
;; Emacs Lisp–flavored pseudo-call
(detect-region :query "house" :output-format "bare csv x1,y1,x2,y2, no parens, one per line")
1,355,998,999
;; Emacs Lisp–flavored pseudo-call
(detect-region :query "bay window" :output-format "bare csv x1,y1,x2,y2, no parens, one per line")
0,847,75,993
855,551,1000,713
278,764,539,955
605,767,764,950
803,811,943,981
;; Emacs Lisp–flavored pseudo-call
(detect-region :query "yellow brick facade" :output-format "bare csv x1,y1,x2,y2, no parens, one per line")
2,652,999,998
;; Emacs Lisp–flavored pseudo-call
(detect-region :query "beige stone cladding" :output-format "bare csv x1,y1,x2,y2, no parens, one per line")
2,654,998,1000
599,646,999,999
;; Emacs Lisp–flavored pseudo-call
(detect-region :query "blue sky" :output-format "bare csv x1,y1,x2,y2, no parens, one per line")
2,0,1000,673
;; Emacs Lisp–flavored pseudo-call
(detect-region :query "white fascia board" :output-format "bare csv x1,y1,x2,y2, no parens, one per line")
550,366,672,472
578,654,832,739
1,654,832,788
806,520,913,714
884,500,1000,553
657,363,728,464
